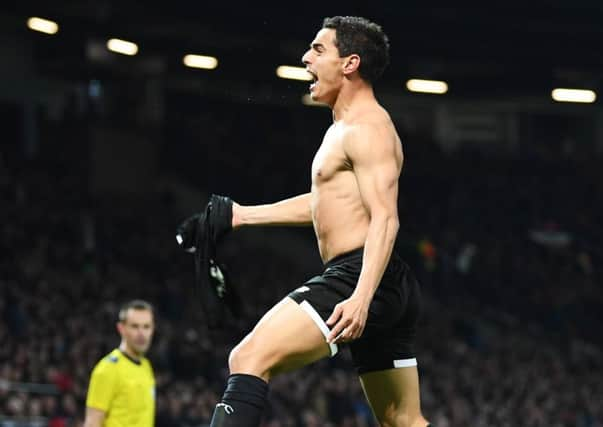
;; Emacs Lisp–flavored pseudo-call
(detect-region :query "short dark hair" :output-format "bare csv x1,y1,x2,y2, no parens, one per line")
322,16,390,83
118,299,154,322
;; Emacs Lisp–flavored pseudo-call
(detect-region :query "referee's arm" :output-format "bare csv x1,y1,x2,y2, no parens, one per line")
84,358,117,427
83,407,106,427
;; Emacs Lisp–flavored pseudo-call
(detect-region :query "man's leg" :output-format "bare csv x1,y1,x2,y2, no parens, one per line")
359,366,430,427
210,297,332,426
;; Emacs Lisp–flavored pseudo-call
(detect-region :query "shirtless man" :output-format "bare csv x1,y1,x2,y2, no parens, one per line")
208,16,431,427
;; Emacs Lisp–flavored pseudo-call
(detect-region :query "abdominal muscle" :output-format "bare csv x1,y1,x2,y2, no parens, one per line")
311,170,369,263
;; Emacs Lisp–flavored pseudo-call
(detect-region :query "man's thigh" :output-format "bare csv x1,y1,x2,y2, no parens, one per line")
359,366,423,425
232,297,332,378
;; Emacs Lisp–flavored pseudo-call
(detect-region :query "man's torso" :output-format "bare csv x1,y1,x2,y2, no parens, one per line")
87,349,156,427
310,105,401,262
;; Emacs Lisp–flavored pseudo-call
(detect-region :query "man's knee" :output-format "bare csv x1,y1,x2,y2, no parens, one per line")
228,336,278,379
228,341,255,373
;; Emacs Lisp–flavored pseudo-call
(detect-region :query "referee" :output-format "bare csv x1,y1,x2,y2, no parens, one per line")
84,300,156,427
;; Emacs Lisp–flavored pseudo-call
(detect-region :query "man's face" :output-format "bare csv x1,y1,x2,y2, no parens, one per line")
117,308,154,356
302,28,345,104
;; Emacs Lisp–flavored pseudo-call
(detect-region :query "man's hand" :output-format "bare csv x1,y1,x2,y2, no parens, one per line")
175,195,234,252
175,212,204,253
325,295,370,344
175,194,239,329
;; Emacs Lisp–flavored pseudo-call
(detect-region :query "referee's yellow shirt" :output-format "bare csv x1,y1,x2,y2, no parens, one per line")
86,349,155,427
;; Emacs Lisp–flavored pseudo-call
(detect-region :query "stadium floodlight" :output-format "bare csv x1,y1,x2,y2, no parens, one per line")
106,38,138,56
27,17,59,35
406,79,448,94
183,54,218,70
276,65,312,81
551,88,596,103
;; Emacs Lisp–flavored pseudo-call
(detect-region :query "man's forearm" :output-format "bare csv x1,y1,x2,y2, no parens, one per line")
353,214,399,301
233,193,313,228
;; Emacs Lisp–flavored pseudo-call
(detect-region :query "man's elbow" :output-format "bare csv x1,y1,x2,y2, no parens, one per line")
388,216,400,237
371,213,399,236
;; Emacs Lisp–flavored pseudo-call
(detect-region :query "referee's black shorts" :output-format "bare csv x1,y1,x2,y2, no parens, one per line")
288,247,422,375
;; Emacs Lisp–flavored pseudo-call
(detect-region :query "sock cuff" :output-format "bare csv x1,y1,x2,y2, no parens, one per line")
223,373,268,408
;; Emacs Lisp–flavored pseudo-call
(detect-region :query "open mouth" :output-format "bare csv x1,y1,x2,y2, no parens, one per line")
307,69,318,90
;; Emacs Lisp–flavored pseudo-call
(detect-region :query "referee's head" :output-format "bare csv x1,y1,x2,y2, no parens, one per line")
117,300,155,358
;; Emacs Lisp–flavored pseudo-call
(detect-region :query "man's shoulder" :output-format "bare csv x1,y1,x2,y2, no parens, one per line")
107,349,123,362
350,102,391,124
94,349,122,369
104,349,122,363
141,356,154,370
345,105,394,134
141,357,155,380
343,115,398,148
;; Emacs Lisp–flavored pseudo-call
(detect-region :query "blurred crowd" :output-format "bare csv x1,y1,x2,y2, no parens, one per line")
1,99,602,427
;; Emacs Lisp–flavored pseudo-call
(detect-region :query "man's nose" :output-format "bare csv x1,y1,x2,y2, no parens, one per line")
301,51,311,66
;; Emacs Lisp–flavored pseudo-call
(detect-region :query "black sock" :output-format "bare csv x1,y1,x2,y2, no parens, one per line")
209,373,268,427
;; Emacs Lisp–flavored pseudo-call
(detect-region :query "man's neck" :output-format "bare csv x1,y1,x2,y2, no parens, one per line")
332,81,375,123
119,343,142,362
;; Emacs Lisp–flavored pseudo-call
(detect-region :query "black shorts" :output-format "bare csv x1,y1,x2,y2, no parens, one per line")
288,247,422,375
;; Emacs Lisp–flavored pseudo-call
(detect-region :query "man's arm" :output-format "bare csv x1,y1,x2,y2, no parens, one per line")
84,361,116,427
83,407,106,427
327,123,401,343
232,193,313,228
346,123,401,302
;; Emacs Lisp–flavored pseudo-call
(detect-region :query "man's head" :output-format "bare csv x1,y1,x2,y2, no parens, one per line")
322,16,390,83
302,16,390,103
116,300,154,358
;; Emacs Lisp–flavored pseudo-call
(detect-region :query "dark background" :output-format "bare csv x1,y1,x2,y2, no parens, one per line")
1,2,602,427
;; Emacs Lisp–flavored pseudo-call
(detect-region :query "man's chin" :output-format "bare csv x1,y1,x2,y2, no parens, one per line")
133,345,149,355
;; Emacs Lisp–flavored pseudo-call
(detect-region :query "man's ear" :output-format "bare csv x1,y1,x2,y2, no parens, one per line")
116,322,124,335
343,54,360,75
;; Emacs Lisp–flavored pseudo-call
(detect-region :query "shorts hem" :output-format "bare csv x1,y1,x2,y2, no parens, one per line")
288,297,338,356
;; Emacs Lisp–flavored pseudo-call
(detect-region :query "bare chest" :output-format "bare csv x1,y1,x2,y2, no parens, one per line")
311,131,350,184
